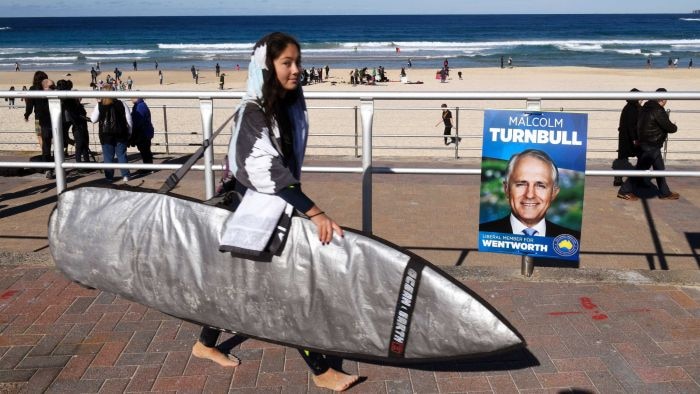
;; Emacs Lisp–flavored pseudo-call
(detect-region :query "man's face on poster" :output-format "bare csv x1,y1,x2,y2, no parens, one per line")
504,155,560,227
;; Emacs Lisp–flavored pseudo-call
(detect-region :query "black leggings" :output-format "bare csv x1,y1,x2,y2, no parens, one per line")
199,327,330,375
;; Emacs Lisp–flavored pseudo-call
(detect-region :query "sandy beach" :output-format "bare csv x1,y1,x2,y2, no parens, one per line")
1,66,699,161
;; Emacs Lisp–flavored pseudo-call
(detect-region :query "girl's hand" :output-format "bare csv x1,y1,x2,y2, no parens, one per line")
308,212,344,245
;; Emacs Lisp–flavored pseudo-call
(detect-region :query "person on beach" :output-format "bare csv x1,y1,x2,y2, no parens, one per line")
6,86,16,109
23,71,49,162
15,62,20,72
219,73,225,90
508,56,513,68
646,55,652,69
190,65,196,80
133,61,137,71
56,79,91,166
191,31,360,393
155,60,159,70
617,88,679,201
90,84,132,183
126,76,133,90
689,58,694,69
215,62,220,77
612,88,642,186
500,56,504,69
435,103,459,145
90,67,98,84
158,70,163,85
325,64,329,79
130,97,154,172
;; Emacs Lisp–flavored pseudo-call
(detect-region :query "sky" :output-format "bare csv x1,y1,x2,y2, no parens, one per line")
1,0,698,17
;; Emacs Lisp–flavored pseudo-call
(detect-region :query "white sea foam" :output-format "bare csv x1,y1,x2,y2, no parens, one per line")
10,56,78,61
0,27,11,31
80,49,152,55
84,56,149,61
159,43,254,50
680,18,700,21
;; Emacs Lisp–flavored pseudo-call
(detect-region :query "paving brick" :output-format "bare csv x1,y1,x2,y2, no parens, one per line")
61,322,95,344
83,365,137,380
257,371,309,388
152,375,207,391
0,345,31,369
551,357,609,373
122,329,157,353
90,341,127,367
92,312,125,332
358,364,410,382
83,331,133,345
33,304,71,325
115,351,167,366
486,375,518,393
23,366,60,393
407,368,440,393
113,320,161,333
64,296,95,315
535,371,592,388
16,354,71,369
436,376,491,392
28,334,64,357
0,369,36,383
158,351,190,377
46,379,104,393
203,373,233,393
124,365,161,392
260,348,286,373
586,370,625,393
97,378,130,394
52,342,102,356
56,353,95,381
633,366,692,383
613,342,652,367
510,369,542,390
230,359,260,388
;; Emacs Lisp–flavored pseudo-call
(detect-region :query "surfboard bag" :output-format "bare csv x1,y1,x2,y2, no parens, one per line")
49,187,523,362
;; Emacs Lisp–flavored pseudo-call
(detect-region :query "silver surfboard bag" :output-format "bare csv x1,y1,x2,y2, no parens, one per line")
49,187,523,362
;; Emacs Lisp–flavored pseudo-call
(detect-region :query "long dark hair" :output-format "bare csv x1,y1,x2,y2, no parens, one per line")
255,32,301,125
31,71,48,89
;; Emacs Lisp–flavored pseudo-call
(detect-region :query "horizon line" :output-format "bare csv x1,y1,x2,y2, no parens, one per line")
0,12,695,18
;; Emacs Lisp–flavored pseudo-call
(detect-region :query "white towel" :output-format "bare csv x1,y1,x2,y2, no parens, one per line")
220,189,287,253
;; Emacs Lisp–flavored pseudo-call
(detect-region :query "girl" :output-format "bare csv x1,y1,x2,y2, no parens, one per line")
191,32,359,392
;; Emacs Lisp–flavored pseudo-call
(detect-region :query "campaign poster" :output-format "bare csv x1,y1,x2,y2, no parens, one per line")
478,110,587,262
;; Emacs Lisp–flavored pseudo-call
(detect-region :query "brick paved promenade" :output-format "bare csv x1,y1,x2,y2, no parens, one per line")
0,153,698,392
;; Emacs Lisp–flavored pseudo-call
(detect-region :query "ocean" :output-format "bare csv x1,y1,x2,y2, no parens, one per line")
1,14,700,71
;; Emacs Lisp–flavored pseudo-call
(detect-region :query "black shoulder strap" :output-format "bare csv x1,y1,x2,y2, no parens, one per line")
158,114,234,194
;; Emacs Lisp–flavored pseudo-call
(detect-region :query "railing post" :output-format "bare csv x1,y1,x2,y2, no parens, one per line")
454,106,460,159
354,105,359,158
360,98,374,234
521,98,542,277
48,98,66,194
162,105,170,155
200,99,215,200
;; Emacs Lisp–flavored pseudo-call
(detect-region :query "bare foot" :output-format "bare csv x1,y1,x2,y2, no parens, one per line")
312,368,360,392
191,341,240,368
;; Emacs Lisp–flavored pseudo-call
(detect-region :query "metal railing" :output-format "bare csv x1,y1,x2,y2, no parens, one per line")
4,100,700,159
2,90,700,235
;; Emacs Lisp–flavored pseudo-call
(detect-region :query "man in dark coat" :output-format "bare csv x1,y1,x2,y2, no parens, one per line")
617,88,679,200
479,149,581,239
613,88,642,186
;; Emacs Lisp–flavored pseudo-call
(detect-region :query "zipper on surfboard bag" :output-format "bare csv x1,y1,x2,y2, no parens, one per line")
388,258,424,358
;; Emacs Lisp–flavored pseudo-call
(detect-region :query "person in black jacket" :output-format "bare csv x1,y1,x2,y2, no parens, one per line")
617,88,679,200
57,79,91,165
613,88,642,186
24,74,56,178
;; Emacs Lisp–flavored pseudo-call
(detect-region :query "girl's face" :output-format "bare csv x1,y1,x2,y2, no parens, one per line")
273,44,300,91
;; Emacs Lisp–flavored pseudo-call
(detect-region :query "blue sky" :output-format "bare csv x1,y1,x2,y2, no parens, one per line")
1,0,698,17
